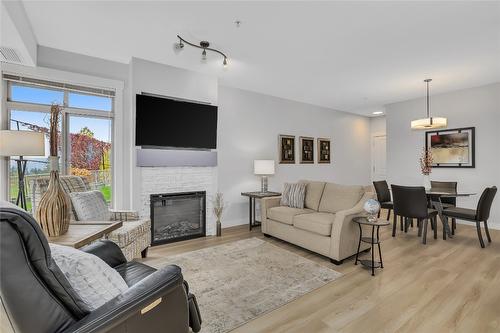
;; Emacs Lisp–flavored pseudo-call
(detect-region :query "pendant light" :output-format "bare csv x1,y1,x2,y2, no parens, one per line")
411,79,447,130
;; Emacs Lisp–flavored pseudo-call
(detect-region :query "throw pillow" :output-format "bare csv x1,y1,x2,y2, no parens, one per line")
69,190,111,221
280,183,306,209
49,243,129,311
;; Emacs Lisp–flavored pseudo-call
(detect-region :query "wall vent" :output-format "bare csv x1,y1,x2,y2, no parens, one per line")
0,47,22,64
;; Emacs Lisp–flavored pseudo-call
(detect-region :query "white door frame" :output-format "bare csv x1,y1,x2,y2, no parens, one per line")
371,131,387,181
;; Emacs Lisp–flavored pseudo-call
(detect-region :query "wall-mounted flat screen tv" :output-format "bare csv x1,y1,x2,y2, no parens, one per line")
135,94,218,149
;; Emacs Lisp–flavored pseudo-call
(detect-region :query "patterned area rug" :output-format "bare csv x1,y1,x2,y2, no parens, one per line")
149,237,342,333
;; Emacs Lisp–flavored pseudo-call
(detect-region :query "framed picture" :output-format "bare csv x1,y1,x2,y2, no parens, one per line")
279,134,295,164
317,138,331,164
299,136,314,164
425,127,475,168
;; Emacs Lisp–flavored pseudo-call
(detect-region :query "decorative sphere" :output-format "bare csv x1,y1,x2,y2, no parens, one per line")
364,199,381,216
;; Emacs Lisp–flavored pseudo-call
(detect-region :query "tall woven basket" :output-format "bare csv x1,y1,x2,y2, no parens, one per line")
35,157,70,236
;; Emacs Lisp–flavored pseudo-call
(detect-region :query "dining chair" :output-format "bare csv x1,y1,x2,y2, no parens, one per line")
431,181,458,235
442,186,497,248
391,185,438,244
373,180,394,221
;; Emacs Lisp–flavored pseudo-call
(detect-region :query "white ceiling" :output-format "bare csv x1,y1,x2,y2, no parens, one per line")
19,1,500,116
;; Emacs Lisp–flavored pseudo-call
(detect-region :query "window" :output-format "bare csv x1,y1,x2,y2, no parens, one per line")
5,79,115,211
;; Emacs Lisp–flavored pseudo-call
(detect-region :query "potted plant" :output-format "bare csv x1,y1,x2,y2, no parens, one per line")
212,192,225,237
419,148,433,190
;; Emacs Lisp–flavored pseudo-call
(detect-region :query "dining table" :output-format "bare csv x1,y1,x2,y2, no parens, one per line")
425,190,476,239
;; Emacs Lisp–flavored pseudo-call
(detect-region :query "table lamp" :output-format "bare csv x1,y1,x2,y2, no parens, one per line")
0,130,45,210
254,160,275,193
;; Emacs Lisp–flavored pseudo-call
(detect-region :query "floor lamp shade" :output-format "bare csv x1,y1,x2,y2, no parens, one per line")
0,130,45,156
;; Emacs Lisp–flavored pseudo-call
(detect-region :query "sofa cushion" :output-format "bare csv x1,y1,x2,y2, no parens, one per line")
69,190,111,221
293,212,335,236
49,243,129,311
299,180,326,211
318,183,364,213
267,206,314,225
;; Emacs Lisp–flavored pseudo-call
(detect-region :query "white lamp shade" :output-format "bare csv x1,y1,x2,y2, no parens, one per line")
0,130,45,156
254,160,275,175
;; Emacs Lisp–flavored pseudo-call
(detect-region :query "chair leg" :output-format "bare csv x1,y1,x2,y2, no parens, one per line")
422,219,428,244
452,218,456,235
378,210,381,218
141,247,149,258
386,209,391,221
476,221,485,248
417,218,422,237
410,219,414,228
400,215,404,231
392,213,397,237
484,220,492,243
433,216,437,239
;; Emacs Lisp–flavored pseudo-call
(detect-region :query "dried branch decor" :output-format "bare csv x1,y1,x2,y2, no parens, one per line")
35,104,71,237
212,192,225,236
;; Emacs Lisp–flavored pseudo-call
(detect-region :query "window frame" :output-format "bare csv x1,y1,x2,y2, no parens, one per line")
5,81,115,205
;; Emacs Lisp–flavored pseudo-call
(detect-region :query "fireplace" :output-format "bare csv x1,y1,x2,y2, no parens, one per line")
150,191,206,246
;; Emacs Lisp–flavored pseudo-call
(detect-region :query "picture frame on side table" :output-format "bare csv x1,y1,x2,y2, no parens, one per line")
279,134,295,164
425,127,475,168
300,136,314,164
317,138,331,164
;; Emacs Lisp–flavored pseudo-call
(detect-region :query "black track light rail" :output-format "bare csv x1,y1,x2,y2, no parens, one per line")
177,35,228,60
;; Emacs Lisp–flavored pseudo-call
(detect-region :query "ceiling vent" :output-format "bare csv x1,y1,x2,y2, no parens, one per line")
0,47,22,64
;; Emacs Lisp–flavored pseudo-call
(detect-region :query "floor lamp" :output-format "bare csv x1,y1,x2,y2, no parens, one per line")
0,130,45,210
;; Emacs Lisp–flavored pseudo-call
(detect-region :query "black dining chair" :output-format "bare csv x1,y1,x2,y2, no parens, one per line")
442,186,497,248
373,180,394,221
392,185,439,244
431,181,458,234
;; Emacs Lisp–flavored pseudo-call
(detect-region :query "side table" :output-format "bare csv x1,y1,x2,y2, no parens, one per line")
241,191,281,230
353,216,390,276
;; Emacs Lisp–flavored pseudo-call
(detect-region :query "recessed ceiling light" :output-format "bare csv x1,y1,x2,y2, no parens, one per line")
372,111,384,115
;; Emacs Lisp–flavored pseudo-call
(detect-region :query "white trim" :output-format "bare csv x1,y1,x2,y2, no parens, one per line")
1,62,125,209
371,131,387,181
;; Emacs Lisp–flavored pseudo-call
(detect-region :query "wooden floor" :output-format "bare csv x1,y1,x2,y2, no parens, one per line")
142,211,500,333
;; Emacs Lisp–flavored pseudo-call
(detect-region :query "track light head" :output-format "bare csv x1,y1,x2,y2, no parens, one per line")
223,57,228,68
173,39,184,54
201,49,207,62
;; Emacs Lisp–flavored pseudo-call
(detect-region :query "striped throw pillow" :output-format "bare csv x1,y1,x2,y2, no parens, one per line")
280,183,307,209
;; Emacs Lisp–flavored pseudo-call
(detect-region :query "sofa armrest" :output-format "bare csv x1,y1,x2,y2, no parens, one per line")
330,192,375,260
109,210,140,221
81,240,127,268
260,196,281,220
61,265,189,333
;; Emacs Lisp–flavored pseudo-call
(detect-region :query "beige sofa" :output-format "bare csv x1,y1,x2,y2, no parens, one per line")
261,180,374,264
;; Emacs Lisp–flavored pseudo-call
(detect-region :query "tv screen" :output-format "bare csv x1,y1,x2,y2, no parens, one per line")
135,94,218,149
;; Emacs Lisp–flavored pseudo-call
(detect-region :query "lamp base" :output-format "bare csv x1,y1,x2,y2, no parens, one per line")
260,176,268,193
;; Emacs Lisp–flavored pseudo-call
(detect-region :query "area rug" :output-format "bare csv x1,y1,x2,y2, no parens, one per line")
150,237,342,333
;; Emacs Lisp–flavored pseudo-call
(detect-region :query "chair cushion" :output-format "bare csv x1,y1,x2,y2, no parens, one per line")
299,180,326,211
108,219,151,247
442,207,477,220
49,243,128,311
280,183,307,208
293,212,335,236
115,261,156,287
267,206,314,225
69,190,111,221
318,183,364,213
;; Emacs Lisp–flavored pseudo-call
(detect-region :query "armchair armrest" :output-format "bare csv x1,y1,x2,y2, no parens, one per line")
61,265,188,333
81,240,127,268
109,210,140,222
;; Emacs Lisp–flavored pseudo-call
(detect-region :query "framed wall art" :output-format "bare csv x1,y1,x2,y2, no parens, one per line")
279,134,295,164
425,127,475,168
317,138,331,164
299,136,314,164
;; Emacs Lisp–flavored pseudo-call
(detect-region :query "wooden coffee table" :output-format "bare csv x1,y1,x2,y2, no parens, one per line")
48,221,123,248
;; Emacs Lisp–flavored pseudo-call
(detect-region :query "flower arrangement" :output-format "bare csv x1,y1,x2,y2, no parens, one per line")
419,148,433,175
212,192,225,236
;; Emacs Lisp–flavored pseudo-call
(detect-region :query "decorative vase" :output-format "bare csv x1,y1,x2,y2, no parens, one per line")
216,220,222,237
423,174,431,190
35,156,71,236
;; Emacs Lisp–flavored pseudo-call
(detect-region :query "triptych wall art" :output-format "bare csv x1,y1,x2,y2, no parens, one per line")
279,135,331,164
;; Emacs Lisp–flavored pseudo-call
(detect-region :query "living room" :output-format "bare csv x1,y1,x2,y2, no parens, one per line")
1,1,499,333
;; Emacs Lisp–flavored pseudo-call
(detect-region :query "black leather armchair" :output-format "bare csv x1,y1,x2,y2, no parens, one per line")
0,202,201,333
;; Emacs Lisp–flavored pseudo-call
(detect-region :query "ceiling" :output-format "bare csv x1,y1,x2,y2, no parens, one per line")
18,1,500,116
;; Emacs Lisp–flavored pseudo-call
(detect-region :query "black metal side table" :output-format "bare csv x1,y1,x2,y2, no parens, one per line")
241,192,281,230
353,216,390,276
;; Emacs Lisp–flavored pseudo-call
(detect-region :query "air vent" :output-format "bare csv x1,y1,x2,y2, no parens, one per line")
0,47,22,64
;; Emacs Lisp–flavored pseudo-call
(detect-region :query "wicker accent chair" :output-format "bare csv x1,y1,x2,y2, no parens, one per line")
30,175,151,260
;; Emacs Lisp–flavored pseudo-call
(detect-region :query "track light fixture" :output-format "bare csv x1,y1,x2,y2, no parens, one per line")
173,35,229,68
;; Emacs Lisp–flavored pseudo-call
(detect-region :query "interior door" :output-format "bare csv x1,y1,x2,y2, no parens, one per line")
372,135,387,181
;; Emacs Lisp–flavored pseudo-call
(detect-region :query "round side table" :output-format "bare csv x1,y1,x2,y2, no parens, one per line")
353,216,390,276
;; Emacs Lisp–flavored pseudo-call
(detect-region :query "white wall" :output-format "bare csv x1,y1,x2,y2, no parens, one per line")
218,86,372,227
386,83,500,227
